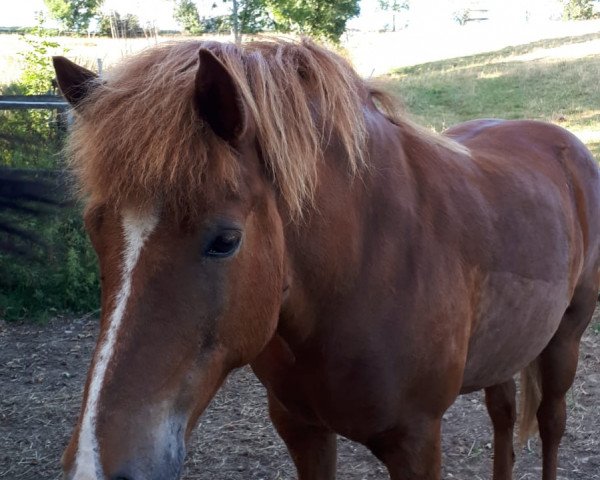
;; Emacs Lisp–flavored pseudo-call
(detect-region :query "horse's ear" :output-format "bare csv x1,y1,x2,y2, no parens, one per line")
195,48,245,142
52,56,97,108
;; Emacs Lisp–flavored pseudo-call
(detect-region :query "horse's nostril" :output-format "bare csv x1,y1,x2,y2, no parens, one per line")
112,476,133,480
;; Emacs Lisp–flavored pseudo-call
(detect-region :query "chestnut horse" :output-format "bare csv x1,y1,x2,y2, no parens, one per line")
53,39,600,480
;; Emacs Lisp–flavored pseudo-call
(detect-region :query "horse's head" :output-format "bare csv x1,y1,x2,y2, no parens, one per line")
54,48,286,480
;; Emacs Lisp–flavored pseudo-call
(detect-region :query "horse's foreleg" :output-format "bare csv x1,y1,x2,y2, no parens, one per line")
485,379,516,480
366,417,442,480
267,392,337,480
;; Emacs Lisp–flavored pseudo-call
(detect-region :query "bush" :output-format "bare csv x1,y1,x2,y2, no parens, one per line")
174,0,204,35
0,18,100,322
0,207,100,321
0,83,63,169
0,94,100,322
562,0,596,19
1,18,65,169
98,12,144,37
200,15,231,34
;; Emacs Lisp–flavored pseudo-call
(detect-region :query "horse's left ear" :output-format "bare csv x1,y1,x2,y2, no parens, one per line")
52,57,98,108
195,48,246,142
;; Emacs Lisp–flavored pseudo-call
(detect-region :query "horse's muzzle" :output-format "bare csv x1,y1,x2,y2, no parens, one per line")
62,422,186,480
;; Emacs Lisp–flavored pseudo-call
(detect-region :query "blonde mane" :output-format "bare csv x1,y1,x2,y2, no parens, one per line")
67,38,466,217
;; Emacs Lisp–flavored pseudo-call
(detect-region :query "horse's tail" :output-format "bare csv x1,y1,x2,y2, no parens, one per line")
517,358,542,445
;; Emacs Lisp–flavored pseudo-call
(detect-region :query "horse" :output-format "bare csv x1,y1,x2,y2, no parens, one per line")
0,167,62,256
53,39,600,480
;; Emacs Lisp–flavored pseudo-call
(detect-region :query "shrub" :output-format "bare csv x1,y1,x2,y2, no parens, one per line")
562,0,596,19
0,17,100,322
1,16,64,169
0,207,100,321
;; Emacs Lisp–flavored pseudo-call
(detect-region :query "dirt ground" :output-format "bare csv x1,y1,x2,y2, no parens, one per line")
1,307,599,480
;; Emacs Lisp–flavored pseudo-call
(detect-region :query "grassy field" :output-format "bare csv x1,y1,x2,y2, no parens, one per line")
380,32,600,160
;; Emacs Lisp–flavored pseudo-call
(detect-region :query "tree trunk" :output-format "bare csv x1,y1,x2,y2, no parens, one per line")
232,0,241,45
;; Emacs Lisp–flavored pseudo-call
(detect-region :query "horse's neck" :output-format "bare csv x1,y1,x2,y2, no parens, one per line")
278,113,424,347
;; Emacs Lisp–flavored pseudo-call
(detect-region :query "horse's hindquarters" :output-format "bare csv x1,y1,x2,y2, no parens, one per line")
454,120,600,393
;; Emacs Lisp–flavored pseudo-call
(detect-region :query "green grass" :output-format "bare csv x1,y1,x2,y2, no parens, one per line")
379,32,600,160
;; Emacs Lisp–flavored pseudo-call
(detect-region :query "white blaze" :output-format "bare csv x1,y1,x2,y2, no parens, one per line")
72,209,158,480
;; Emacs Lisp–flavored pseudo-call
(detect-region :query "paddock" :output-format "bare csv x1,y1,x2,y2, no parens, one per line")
0,307,598,480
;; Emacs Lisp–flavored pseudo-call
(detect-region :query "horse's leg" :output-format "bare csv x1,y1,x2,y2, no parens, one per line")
484,379,516,480
267,392,337,480
536,282,598,480
366,416,442,480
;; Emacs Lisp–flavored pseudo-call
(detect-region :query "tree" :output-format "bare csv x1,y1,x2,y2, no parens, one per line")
43,0,103,32
174,0,356,42
231,0,240,43
562,0,595,19
174,0,203,35
238,0,273,33
378,0,408,32
231,0,273,43
98,12,143,37
452,8,471,25
267,0,360,42
199,15,231,34
18,14,60,94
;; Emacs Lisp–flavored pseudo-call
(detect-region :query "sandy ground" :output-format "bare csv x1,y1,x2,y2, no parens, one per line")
0,307,599,479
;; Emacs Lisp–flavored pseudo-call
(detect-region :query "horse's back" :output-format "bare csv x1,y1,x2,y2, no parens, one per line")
446,118,600,269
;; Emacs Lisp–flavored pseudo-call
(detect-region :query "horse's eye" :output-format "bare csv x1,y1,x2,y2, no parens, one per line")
205,230,242,258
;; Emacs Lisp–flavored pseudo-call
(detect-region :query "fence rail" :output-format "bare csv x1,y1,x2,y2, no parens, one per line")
0,95,68,111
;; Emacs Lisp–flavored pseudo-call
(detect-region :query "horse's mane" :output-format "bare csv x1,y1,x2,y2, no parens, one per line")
67,38,466,218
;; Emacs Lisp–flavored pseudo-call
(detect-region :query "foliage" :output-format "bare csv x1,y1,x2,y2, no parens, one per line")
18,20,60,95
1,17,100,321
378,0,408,10
0,207,100,322
562,0,596,19
267,0,360,41
1,17,64,168
174,0,204,35
98,11,143,37
173,0,356,40
238,0,273,34
174,0,273,38
0,100,99,321
199,15,231,34
0,85,62,170
378,0,409,31
453,8,471,25
43,0,104,32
